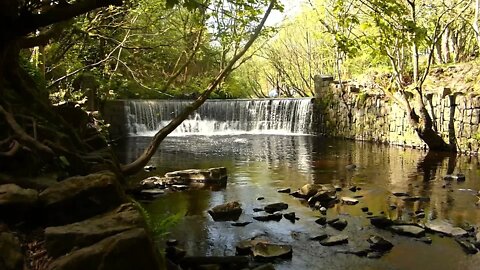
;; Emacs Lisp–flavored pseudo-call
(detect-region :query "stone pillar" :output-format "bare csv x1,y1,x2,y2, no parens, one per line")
314,75,334,98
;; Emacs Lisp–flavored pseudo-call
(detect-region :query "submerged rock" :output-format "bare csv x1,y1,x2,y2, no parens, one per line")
425,219,468,237
309,234,328,241
367,235,393,251
283,212,296,223
264,203,288,214
252,243,292,260
369,216,393,228
208,201,242,221
231,222,252,227
277,188,291,194
455,238,478,254
321,235,349,246
253,213,283,222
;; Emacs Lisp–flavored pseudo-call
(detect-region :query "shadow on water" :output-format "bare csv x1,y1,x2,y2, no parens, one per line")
116,136,480,270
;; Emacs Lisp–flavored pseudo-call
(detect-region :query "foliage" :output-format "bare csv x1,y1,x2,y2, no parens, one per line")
132,199,184,239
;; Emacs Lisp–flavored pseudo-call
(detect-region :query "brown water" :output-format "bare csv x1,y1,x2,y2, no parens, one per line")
116,135,480,270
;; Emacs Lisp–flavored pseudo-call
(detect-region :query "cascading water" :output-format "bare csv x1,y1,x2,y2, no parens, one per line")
125,98,314,136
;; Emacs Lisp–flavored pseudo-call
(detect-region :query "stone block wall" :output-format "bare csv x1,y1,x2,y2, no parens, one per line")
313,75,480,154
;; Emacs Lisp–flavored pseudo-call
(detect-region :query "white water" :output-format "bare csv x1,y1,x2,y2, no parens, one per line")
124,98,314,136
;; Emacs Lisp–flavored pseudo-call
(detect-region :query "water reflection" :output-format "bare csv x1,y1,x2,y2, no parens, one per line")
116,136,480,270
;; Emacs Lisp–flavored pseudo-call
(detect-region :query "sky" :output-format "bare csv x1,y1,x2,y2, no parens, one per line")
266,0,307,26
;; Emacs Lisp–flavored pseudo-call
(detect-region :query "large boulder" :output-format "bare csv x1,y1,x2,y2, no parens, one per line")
45,203,145,258
208,201,242,221
47,228,162,270
0,230,24,270
39,171,126,225
0,184,38,222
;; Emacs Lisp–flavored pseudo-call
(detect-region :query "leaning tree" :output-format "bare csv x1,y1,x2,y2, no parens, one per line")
0,0,279,177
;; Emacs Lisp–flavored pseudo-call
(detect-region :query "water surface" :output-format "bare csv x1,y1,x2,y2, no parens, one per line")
116,135,480,270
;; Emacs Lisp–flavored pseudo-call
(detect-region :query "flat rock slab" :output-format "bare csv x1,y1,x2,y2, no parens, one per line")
252,243,292,260
208,201,242,221
45,203,144,258
425,219,468,237
39,171,126,225
390,225,425,238
47,228,161,270
321,235,349,246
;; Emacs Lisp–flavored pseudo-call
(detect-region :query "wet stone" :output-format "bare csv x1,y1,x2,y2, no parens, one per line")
444,174,466,181
264,202,288,214
252,243,293,261
349,186,358,192
315,217,327,225
341,197,359,205
415,237,433,244
143,165,156,172
319,207,327,215
361,207,369,212
283,212,296,223
321,235,349,246
208,201,242,221
309,234,328,241
389,225,425,238
366,251,384,259
393,192,410,197
277,188,291,194
257,197,265,201
253,213,283,222
367,235,393,251
369,216,393,228
455,238,478,254
329,219,348,231
253,208,264,212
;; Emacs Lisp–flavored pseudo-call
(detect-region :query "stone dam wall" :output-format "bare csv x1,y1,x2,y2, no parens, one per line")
313,75,480,154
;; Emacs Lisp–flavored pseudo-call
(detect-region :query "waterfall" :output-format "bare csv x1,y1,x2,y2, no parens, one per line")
124,98,314,136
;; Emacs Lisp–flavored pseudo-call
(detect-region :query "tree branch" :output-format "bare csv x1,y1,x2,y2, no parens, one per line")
17,0,123,36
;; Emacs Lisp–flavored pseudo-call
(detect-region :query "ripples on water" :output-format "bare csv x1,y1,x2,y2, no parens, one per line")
115,135,480,270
